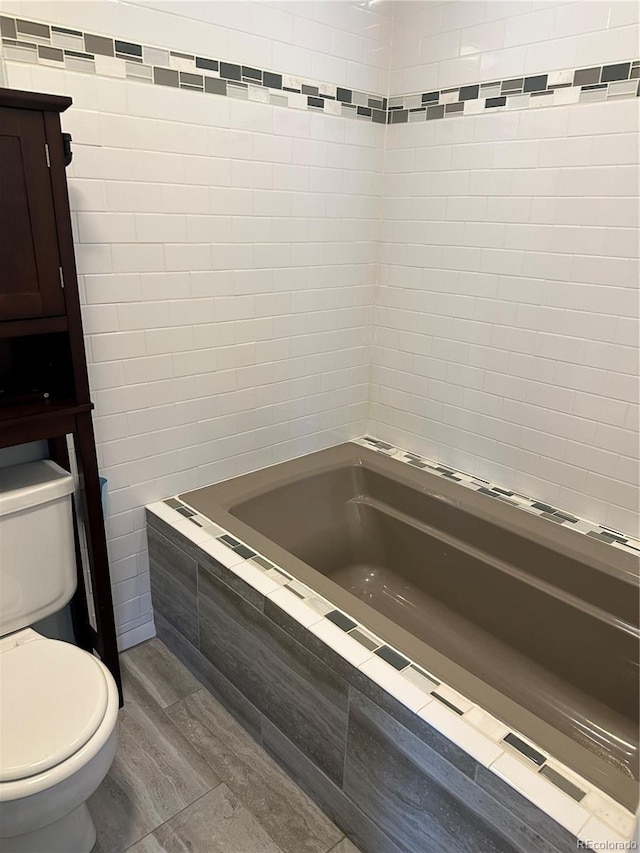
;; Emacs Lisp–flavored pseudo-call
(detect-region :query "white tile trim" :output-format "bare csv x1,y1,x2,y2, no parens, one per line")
358,656,434,713
309,619,375,668
199,538,246,569
489,753,590,836
577,816,633,847
266,587,324,629
418,701,503,768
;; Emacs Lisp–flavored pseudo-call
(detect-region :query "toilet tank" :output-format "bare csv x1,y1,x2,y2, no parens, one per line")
0,460,76,635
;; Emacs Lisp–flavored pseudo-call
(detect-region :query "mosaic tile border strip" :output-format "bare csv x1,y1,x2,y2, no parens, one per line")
0,14,386,123
1,14,639,126
354,437,640,555
388,60,640,123
146,494,637,844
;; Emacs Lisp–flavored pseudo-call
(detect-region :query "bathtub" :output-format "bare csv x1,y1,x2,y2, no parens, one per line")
148,439,639,850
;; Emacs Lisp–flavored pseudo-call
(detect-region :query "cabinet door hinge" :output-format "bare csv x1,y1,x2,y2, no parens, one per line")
59,266,65,288
45,143,51,167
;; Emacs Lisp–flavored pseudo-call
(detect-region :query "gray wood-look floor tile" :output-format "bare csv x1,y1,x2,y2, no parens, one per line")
126,785,284,853
156,610,263,741
167,688,343,853
121,638,201,709
88,665,219,853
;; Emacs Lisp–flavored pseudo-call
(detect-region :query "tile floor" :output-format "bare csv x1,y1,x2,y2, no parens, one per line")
89,638,360,853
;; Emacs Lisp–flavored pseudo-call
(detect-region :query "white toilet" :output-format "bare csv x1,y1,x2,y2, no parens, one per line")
0,461,119,853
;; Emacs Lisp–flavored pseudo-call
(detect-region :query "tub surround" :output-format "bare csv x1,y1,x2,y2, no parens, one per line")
372,0,640,540
2,3,637,651
146,439,638,850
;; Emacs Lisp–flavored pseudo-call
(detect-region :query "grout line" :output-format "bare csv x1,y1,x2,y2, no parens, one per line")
326,836,354,853
122,787,222,852
158,659,336,853
160,684,201,713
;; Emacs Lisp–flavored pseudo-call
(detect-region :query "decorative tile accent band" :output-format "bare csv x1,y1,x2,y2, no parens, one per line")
1,14,639,126
146,484,637,844
388,60,640,123
0,14,387,123
356,437,640,553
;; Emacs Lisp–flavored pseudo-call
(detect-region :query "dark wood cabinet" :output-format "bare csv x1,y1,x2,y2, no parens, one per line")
0,107,65,321
0,87,122,702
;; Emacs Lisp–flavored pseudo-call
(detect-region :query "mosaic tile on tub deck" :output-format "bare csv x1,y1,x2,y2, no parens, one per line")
145,489,637,841
419,700,503,767
463,706,510,742
309,619,374,668
358,656,434,713
581,789,637,837
490,753,590,836
266,587,323,629
348,626,383,652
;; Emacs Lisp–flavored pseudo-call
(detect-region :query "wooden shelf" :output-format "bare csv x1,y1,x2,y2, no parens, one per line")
0,401,93,448
1,86,122,703
0,396,87,423
0,315,68,339
0,88,72,112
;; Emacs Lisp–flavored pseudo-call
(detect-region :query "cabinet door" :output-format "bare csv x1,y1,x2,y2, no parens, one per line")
0,107,65,320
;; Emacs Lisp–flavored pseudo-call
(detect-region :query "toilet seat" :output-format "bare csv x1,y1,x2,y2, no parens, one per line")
0,636,109,783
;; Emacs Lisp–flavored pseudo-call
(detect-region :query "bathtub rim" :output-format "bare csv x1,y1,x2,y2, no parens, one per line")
180,440,639,591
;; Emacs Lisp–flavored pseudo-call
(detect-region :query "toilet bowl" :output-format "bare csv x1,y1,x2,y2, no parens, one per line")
0,629,119,853
0,460,120,852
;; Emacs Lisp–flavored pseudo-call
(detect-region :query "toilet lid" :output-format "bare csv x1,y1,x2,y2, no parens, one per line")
0,639,109,782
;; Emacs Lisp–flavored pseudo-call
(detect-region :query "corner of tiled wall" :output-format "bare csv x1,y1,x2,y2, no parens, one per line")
369,0,640,538
1,0,638,645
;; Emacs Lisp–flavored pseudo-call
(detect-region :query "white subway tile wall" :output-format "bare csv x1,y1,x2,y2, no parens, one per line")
370,0,640,537
390,0,639,94
0,0,390,646
0,0,638,647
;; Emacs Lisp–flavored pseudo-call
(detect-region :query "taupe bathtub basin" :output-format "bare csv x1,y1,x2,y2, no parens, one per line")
181,442,640,809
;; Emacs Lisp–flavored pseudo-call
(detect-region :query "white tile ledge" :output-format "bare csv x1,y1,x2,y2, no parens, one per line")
489,753,590,837
199,538,245,570
266,587,324,629
578,816,635,847
358,656,434,713
418,700,503,768
309,619,374,668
